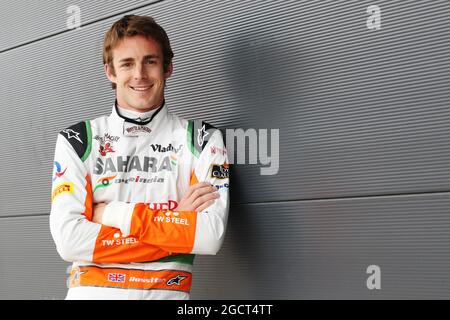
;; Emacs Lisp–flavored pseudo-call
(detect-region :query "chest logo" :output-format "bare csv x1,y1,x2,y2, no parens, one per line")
93,156,174,175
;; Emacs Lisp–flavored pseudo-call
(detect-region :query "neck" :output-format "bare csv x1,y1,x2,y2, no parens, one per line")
116,96,164,113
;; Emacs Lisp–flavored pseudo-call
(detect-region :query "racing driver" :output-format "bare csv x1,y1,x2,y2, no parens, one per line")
49,15,229,300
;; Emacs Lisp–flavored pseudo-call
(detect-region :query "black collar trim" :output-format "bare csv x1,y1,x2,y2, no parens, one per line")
114,99,165,125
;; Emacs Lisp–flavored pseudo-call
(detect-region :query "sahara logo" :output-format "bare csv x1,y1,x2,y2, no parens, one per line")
53,161,67,181
93,156,174,174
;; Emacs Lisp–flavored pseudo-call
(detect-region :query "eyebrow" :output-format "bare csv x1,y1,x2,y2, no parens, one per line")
118,55,160,63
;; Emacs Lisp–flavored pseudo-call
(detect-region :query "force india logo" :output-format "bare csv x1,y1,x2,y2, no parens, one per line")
93,175,164,192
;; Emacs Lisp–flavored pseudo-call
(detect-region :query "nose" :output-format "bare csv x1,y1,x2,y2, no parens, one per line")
133,63,148,80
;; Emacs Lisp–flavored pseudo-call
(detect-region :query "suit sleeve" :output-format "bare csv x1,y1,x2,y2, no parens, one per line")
101,128,230,255
49,129,172,264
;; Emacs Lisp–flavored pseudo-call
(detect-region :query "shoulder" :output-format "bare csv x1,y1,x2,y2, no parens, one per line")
58,120,92,161
166,108,223,155
186,119,223,158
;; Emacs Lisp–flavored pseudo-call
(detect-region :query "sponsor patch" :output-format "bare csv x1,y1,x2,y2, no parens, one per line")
123,122,152,136
53,161,67,181
214,183,229,191
68,267,87,288
93,175,164,192
188,120,219,157
210,146,227,155
153,211,190,226
211,163,229,179
52,182,74,202
59,121,91,161
99,142,115,156
150,143,182,153
61,129,83,144
93,155,174,175
108,273,126,283
167,275,187,286
149,200,178,210
94,133,120,144
95,133,119,156
197,124,210,147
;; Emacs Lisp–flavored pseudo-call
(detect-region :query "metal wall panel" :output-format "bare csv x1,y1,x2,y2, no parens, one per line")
192,194,450,299
0,216,68,299
159,0,450,203
3,194,450,300
1,0,448,214
0,0,449,299
0,0,161,51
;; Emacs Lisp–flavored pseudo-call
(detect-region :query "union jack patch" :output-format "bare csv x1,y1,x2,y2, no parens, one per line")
108,273,126,283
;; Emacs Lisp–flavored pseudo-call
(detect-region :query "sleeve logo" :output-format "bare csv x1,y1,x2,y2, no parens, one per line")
52,182,74,202
197,125,210,147
61,129,83,144
167,275,187,286
53,161,67,181
108,273,126,283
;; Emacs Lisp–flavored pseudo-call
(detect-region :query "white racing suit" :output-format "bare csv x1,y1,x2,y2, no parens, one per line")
49,101,229,299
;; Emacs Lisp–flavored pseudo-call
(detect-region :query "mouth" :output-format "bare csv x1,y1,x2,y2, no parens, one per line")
129,84,153,92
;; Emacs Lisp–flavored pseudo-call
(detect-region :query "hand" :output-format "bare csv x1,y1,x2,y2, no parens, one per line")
92,202,107,224
177,182,220,212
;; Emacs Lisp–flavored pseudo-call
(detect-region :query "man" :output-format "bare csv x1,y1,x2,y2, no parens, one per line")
50,15,229,300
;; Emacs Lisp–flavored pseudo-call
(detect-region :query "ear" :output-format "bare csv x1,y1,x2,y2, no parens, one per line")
164,62,173,79
104,63,117,84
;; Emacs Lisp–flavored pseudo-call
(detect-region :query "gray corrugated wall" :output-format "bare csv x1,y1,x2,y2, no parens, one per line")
0,0,449,299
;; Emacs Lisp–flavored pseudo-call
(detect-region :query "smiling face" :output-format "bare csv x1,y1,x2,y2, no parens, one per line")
105,35,173,112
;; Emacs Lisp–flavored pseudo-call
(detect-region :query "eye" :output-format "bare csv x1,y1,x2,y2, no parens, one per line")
146,59,155,64
121,63,131,68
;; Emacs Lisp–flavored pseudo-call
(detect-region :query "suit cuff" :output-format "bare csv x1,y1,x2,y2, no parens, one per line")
102,201,135,237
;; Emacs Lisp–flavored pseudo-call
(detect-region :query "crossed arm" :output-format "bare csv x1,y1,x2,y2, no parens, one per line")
92,182,220,224
50,129,229,264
